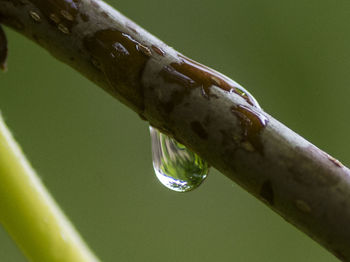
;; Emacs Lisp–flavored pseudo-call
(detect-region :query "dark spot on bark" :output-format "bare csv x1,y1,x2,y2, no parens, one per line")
80,13,89,22
0,25,7,71
151,45,165,56
231,105,268,154
161,89,189,114
191,121,208,140
101,11,109,18
220,129,229,146
260,180,274,205
84,29,150,113
69,56,75,61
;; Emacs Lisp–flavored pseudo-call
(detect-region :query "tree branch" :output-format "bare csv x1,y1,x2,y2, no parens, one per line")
0,0,349,260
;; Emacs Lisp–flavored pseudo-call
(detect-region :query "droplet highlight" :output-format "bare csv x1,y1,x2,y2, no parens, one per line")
160,54,261,107
61,10,74,21
58,23,69,34
150,126,208,192
29,11,41,22
50,13,60,24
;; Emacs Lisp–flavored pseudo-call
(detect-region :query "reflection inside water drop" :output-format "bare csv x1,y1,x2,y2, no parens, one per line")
150,126,208,192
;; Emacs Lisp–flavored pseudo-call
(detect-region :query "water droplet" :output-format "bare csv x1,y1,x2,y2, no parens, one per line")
323,152,343,168
231,104,268,154
151,45,165,56
61,10,74,21
50,13,60,24
58,24,69,34
111,42,129,58
150,126,208,192
295,199,311,213
136,44,152,57
29,11,41,22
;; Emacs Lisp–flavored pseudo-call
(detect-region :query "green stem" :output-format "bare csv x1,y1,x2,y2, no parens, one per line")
0,115,99,262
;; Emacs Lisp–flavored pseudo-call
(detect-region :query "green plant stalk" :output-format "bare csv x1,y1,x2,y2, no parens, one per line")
0,115,99,262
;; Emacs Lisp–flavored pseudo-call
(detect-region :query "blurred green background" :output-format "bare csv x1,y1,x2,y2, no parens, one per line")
1,0,349,261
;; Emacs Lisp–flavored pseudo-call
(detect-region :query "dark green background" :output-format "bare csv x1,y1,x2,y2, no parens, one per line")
1,0,349,261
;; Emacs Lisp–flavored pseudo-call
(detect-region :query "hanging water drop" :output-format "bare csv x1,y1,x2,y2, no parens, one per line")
150,126,209,192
